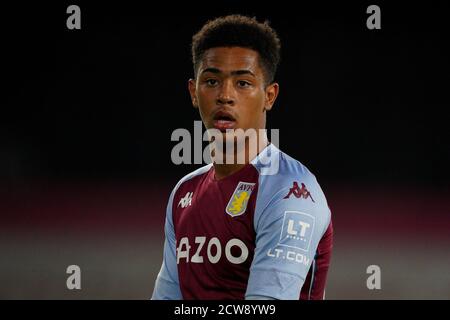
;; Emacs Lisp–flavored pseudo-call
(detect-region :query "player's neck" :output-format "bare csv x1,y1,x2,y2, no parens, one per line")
213,135,269,181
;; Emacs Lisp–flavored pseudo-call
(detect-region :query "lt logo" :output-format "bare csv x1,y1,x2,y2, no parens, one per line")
287,219,311,240
279,211,315,252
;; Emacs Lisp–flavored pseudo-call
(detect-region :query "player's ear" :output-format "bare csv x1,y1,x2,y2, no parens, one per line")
264,82,279,112
188,78,198,109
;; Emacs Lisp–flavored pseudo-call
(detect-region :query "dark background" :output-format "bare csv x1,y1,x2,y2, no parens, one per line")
1,1,449,299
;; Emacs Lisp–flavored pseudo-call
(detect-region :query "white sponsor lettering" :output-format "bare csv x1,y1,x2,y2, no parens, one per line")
176,236,249,265
267,248,310,266
225,238,249,264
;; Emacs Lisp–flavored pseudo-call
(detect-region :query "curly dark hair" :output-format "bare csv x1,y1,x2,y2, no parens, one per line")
191,15,281,85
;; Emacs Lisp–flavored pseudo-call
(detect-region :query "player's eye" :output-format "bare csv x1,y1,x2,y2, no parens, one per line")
237,80,251,88
205,79,218,86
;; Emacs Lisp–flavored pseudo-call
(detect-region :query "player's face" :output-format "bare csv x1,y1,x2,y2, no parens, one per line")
188,47,279,134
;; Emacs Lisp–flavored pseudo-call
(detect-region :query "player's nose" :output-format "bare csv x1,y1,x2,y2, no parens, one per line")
216,79,235,106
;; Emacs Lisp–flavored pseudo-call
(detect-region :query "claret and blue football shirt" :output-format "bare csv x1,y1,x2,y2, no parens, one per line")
152,143,333,300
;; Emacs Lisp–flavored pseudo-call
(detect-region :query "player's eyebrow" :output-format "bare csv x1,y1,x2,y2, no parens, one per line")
231,70,256,77
201,68,256,77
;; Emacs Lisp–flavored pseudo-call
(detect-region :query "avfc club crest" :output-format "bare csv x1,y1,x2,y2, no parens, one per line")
226,182,256,217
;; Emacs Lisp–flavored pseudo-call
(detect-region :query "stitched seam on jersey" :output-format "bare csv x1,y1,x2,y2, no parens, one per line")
252,179,291,233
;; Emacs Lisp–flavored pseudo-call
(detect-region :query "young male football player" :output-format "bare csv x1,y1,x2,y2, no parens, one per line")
152,15,333,300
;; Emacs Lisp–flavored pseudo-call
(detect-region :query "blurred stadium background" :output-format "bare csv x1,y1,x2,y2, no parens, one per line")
1,2,449,299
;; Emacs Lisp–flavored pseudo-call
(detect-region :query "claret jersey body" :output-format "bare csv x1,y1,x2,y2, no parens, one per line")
152,144,333,300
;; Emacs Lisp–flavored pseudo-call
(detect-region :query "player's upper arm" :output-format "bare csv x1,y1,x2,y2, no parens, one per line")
245,171,331,300
151,187,182,300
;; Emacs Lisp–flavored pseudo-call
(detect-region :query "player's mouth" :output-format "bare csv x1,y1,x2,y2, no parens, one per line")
212,110,237,132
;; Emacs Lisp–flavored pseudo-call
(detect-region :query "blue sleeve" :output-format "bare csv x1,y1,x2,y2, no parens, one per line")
245,174,331,300
151,187,183,300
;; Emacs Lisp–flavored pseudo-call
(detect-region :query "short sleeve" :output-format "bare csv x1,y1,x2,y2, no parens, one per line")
151,187,183,300
245,178,331,300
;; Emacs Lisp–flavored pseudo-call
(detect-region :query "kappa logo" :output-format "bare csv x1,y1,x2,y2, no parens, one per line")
225,182,255,217
178,192,193,208
283,181,315,203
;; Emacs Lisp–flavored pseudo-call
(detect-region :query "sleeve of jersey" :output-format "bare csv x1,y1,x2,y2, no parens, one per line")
151,188,183,300
245,181,331,300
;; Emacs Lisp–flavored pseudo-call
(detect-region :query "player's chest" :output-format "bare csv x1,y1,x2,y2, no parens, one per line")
173,180,258,242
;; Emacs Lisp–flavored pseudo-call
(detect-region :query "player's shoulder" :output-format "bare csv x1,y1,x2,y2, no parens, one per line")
166,163,213,209
251,144,330,222
252,144,326,196
171,163,213,195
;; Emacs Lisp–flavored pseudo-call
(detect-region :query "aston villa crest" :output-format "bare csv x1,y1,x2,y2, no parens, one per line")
225,182,256,217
